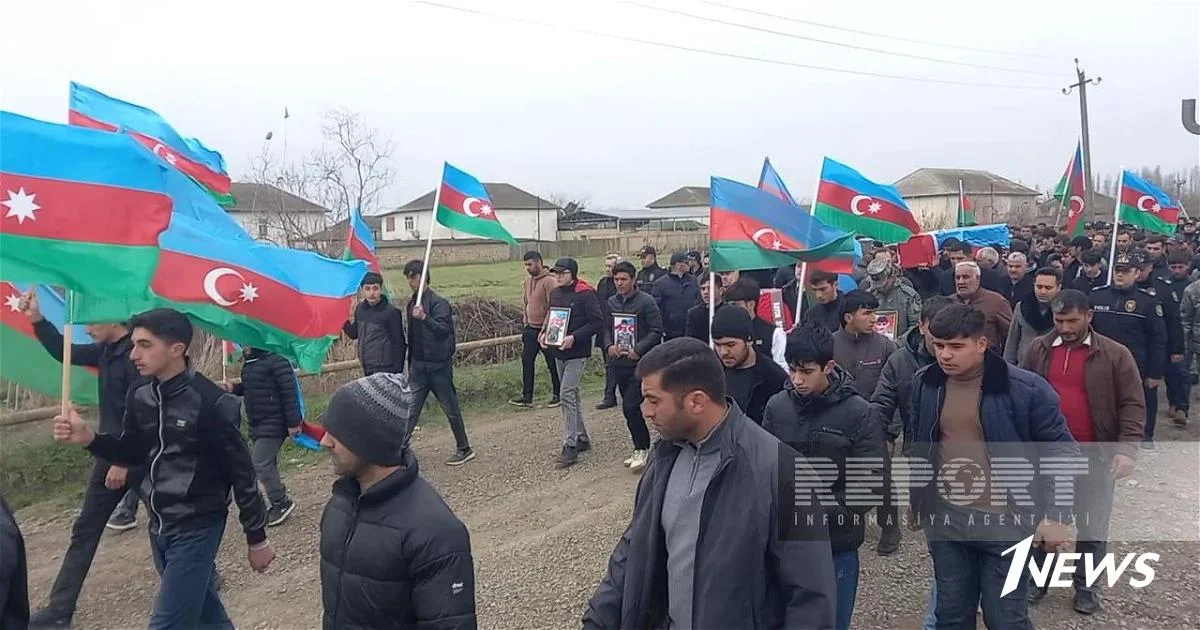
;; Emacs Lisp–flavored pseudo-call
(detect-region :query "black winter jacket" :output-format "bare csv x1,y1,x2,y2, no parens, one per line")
33,321,140,435
685,302,726,344
869,326,935,446
406,289,457,369
344,297,407,375
547,280,605,361
595,277,617,349
762,366,886,552
320,450,476,630
232,349,302,439
635,264,667,294
605,289,663,370
651,272,699,340
802,293,844,334
0,495,27,630
736,352,789,425
583,403,836,630
88,369,268,545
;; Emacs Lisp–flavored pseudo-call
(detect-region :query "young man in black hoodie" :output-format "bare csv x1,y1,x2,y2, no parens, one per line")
53,308,272,629
762,324,885,630
801,270,845,334
604,261,663,472
684,272,724,343
403,260,474,466
541,257,605,468
20,291,145,627
710,307,787,425
343,272,406,376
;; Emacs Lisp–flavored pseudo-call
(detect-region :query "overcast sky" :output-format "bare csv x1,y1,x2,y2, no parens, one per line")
2,0,1197,213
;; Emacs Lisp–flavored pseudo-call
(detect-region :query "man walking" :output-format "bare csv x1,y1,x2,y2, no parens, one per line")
951,261,1013,354
583,338,836,629
512,251,561,409
651,252,699,341
604,261,663,472
710,307,788,425
402,261,475,466
53,308,273,629
1004,267,1062,365
20,290,144,627
863,258,922,338
595,254,621,410
317,373,477,629
541,257,605,468
908,304,1078,629
634,246,667,293
685,273,724,344
342,272,406,376
801,270,845,333
1136,252,1189,429
763,325,885,630
1072,250,1108,294
999,252,1034,306
723,280,788,371
1021,289,1144,615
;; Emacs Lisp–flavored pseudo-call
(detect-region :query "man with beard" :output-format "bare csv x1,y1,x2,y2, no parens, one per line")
651,253,699,341
635,246,668,293
1134,251,1187,436
951,262,1013,354
863,257,921,338
999,252,1034,306
317,373,477,629
710,307,787,425
1064,236,1093,284
1004,268,1062,365
594,254,621,410
512,251,561,409
723,280,787,371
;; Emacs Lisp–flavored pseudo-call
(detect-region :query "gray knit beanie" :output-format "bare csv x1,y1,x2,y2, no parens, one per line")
322,372,417,466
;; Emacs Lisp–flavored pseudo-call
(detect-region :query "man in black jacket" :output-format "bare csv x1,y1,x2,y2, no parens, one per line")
634,246,667,293
710,307,787,425
227,348,303,526
605,261,663,473
595,254,621,410
20,291,145,627
318,372,476,630
763,325,885,630
54,308,273,629
584,338,835,629
541,257,605,468
684,272,724,343
651,252,699,341
802,270,845,333
342,272,406,376
1,494,28,630
403,260,474,466
1072,250,1108,294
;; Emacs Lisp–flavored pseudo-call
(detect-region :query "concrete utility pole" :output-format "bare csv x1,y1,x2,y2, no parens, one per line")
1063,59,1101,223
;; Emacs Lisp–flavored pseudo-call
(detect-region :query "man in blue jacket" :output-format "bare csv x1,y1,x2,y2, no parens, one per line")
583,337,836,629
908,304,1079,630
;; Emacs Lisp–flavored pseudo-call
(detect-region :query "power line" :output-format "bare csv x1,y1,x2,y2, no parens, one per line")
701,1,1062,60
622,1,1059,76
410,1,1057,91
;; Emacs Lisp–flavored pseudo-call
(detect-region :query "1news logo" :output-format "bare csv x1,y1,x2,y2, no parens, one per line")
999,535,1159,597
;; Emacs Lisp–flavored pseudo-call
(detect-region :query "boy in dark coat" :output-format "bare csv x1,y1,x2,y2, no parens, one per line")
343,272,406,376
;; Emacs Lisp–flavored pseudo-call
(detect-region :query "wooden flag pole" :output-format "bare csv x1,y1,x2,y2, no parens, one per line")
1105,168,1124,286
60,291,74,415
708,271,716,349
416,165,443,306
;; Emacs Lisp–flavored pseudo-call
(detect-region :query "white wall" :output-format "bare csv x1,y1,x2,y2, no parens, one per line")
904,195,1039,231
227,211,326,247
380,208,559,242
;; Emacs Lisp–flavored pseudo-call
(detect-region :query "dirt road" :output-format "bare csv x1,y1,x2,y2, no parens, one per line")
17,404,1200,629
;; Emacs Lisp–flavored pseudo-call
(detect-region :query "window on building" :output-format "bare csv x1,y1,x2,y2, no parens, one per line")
404,216,414,231
258,216,269,239
386,216,396,231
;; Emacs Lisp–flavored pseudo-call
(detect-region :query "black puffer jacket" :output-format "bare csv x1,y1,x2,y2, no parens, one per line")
232,349,302,439
650,272,699,340
869,326,935,448
0,494,27,630
762,366,886,552
320,450,476,630
801,293,844,334
33,321,140,435
738,351,790,425
344,297,407,375
605,289,663,369
406,289,457,369
87,369,268,545
548,279,604,361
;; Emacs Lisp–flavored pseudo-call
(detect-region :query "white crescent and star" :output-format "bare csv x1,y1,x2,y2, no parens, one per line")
1068,195,1085,216
3,187,41,224
1136,195,1162,214
849,195,883,217
152,143,178,165
203,268,260,307
751,227,784,250
462,197,494,218
4,293,22,313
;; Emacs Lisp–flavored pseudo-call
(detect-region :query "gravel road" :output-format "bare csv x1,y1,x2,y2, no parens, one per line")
17,399,1200,629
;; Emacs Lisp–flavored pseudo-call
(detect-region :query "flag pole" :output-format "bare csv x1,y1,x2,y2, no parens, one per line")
221,343,229,383
1106,168,1124,285
708,271,716,349
60,290,75,415
416,167,442,306
795,163,823,327
958,179,964,228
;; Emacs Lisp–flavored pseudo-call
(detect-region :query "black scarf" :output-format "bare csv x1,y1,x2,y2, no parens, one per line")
1019,295,1054,334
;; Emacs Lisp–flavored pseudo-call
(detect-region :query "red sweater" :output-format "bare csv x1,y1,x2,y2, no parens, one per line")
1048,343,1095,442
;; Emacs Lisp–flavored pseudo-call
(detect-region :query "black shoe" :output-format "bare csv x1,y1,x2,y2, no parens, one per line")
446,448,476,466
577,439,592,454
546,397,562,408
507,397,533,408
266,498,296,527
1073,589,1101,615
29,608,72,628
875,526,901,556
595,399,617,410
105,511,137,532
556,445,578,468
1028,581,1049,604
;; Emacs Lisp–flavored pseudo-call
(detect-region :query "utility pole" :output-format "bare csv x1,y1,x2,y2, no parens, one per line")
1063,59,1101,223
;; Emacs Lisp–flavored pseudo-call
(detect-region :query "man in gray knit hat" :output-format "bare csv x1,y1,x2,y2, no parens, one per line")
318,373,477,629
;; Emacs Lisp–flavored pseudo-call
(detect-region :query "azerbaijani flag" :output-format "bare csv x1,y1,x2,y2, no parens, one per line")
1054,143,1087,237
709,177,856,273
957,180,977,227
0,111,174,294
757,157,859,276
343,206,381,274
814,157,921,244
222,340,242,365
0,283,99,405
436,163,518,244
68,82,235,206
758,157,799,205
1117,170,1179,236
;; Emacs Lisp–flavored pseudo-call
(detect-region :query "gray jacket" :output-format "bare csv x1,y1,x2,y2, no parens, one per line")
1182,279,1200,356
583,403,837,630
1003,298,1054,365
832,329,898,400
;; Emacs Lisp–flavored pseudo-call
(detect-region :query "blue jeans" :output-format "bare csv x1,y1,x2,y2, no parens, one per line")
923,581,938,630
927,537,1033,630
832,549,859,630
148,521,232,630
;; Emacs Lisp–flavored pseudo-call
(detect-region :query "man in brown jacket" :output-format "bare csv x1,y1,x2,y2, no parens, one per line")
1020,289,1144,616
511,251,561,407
953,261,1013,354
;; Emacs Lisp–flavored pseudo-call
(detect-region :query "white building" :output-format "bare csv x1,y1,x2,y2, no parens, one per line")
225,182,328,248
894,168,1039,230
380,183,559,242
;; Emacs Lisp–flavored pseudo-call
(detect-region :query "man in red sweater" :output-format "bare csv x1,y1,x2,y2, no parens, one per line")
1020,289,1145,616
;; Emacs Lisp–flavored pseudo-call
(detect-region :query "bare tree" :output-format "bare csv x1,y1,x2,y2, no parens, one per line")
243,143,329,251
308,108,396,222
547,193,590,218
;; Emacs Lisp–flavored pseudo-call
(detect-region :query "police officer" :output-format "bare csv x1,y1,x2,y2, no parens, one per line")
1090,250,1167,450
1135,251,1188,431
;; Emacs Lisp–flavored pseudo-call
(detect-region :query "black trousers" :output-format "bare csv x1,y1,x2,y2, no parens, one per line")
45,460,146,617
521,326,560,401
411,363,471,452
877,450,899,531
613,365,650,449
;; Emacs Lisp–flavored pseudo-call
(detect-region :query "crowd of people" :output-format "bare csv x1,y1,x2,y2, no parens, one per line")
1,216,1196,629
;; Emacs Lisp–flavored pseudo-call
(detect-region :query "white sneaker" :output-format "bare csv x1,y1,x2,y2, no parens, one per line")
623,452,634,467
629,449,649,473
